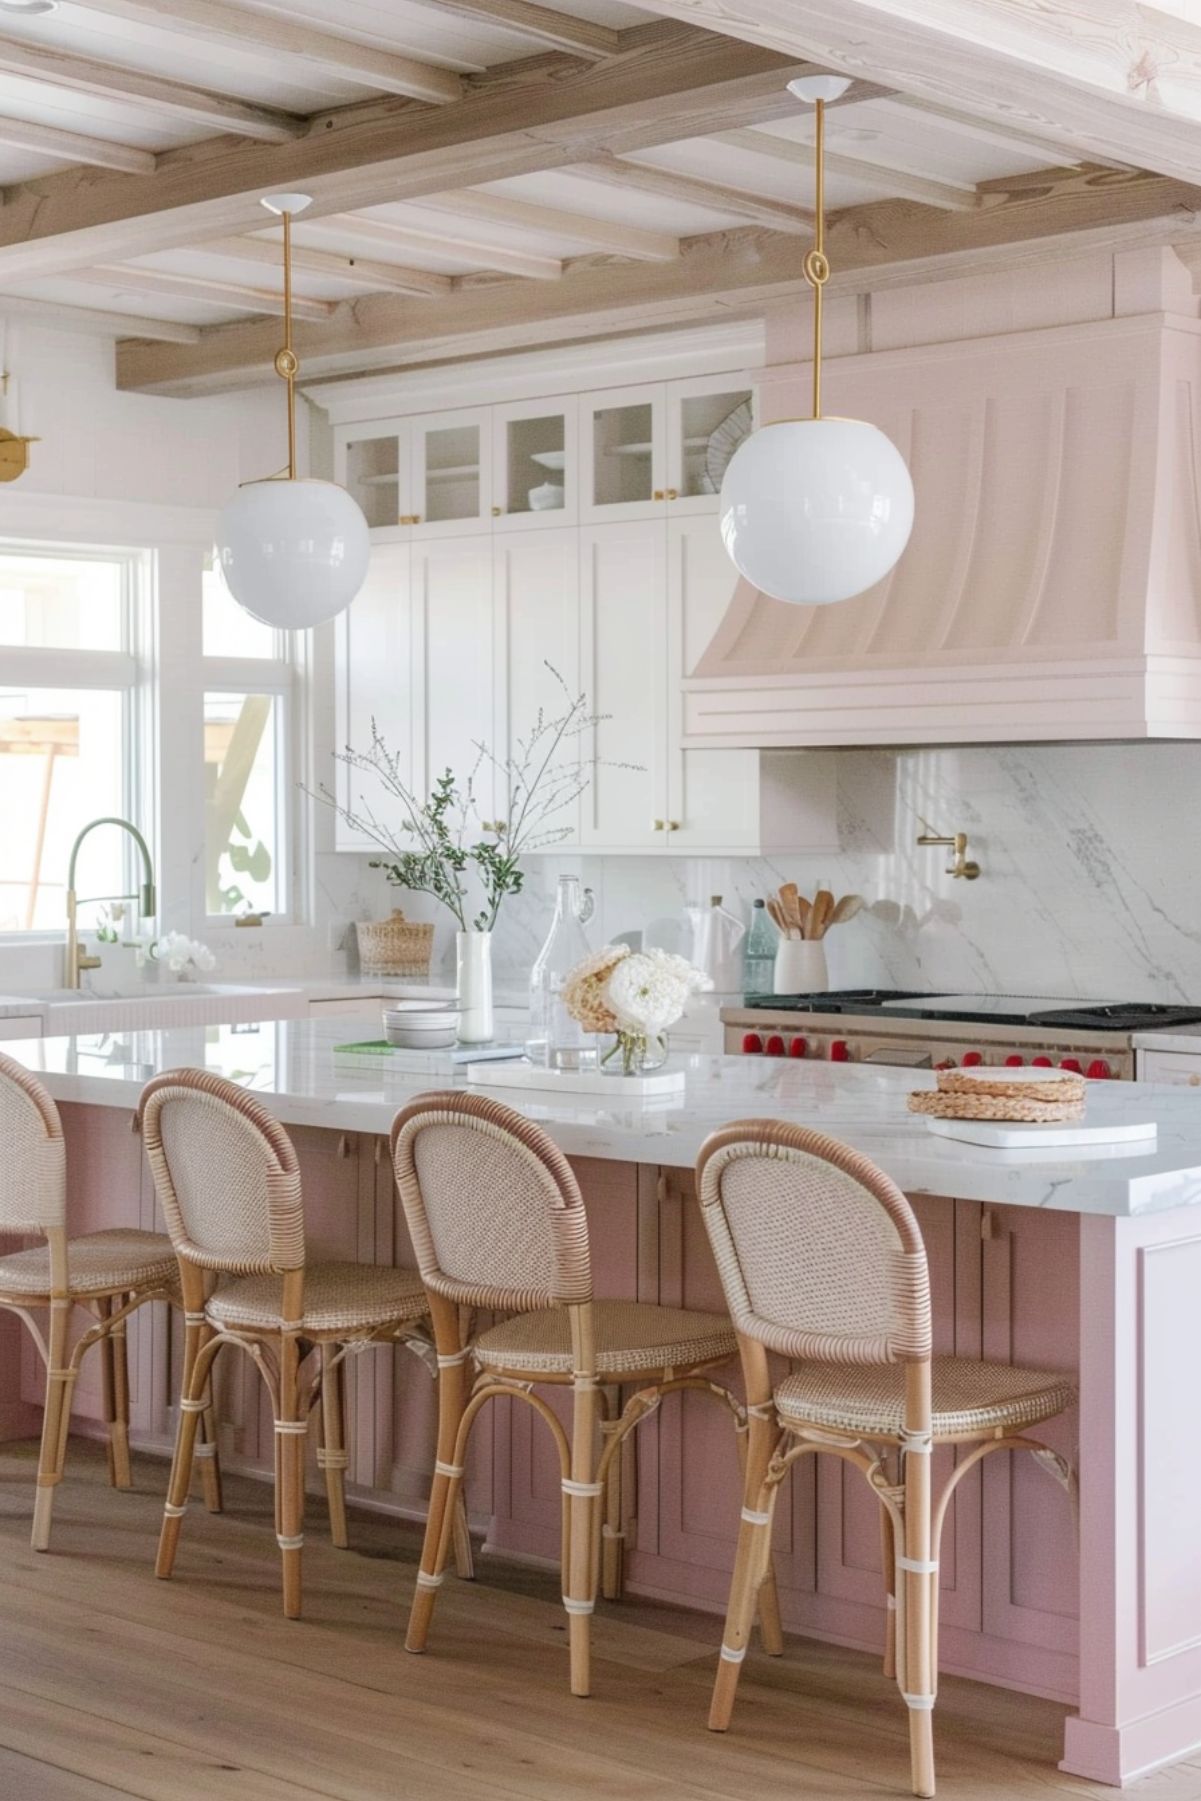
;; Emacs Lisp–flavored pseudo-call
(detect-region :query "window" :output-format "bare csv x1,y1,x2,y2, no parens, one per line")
202,562,293,923
0,548,139,935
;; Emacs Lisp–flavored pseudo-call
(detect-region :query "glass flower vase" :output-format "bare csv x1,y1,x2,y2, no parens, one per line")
598,1029,668,1077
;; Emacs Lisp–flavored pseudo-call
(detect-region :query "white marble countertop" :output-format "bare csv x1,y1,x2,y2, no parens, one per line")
5,1019,1201,1218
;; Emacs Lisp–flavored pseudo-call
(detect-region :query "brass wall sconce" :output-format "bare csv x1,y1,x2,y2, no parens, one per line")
916,826,980,880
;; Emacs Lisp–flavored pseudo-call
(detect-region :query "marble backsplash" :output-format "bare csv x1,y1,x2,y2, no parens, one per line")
445,742,1201,1004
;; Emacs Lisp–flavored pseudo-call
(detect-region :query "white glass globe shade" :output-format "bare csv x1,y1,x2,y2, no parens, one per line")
719,417,914,606
216,477,370,629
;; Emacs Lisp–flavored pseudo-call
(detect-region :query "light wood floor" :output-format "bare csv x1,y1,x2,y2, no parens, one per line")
1,1441,1199,1801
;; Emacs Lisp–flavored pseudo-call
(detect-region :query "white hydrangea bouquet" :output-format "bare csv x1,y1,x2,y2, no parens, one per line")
149,931,217,978
562,944,712,1077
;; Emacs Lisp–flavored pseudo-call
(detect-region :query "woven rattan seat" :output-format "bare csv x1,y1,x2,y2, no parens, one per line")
774,1355,1077,1441
0,1228,177,1297
475,1300,736,1376
207,1262,428,1333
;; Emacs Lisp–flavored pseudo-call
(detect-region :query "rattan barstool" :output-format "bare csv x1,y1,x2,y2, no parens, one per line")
697,1119,1078,1799
391,1090,782,1698
0,1050,221,1550
138,1068,445,1618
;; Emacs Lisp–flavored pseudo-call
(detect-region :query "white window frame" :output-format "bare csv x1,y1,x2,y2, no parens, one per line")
201,637,300,929
0,542,146,943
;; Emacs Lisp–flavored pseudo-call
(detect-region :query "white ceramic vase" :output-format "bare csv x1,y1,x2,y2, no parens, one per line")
773,939,828,994
456,930,494,1044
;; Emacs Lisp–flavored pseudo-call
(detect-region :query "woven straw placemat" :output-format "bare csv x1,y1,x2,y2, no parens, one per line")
935,1068,1085,1104
909,1090,1085,1123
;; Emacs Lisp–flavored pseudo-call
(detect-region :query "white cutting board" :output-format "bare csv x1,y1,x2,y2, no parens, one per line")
925,1116,1156,1150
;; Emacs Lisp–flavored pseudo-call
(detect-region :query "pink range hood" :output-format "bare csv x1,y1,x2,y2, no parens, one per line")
686,295,1201,746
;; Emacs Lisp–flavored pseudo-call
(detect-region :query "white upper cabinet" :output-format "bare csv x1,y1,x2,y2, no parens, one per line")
492,528,581,844
491,397,577,531
333,541,414,853
410,537,497,822
410,408,492,539
578,519,668,850
666,379,755,518
579,383,666,524
341,420,407,533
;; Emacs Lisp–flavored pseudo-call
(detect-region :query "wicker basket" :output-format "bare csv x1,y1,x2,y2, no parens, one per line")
355,909,434,979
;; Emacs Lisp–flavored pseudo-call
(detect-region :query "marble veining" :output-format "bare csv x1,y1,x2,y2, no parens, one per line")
8,1018,1201,1218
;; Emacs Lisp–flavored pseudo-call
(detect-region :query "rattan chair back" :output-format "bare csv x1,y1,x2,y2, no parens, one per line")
138,1068,304,1274
0,1051,65,1236
697,1119,931,1365
391,1090,592,1311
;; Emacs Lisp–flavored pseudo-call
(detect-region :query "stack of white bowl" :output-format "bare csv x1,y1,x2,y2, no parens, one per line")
382,1001,459,1049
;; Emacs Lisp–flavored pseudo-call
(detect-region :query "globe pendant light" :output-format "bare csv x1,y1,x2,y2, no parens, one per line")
215,194,370,629
719,76,914,606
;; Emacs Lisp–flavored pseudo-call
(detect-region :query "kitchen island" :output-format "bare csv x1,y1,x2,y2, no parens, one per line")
4,1020,1201,1787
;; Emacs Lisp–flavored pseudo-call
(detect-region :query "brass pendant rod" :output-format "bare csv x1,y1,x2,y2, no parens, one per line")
270,205,301,482
805,96,830,422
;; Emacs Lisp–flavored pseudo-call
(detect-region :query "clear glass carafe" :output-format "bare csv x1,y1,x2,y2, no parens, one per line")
526,875,596,1069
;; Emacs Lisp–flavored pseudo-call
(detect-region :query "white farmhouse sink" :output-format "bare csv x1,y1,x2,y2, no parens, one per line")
40,983,307,1035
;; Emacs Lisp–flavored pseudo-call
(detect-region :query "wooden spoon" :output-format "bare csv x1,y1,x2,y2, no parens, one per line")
809,889,834,940
829,894,863,927
796,894,811,939
766,897,792,939
778,882,802,936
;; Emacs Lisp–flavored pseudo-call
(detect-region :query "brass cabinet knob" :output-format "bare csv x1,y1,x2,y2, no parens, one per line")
653,489,665,501
666,819,680,832
398,513,421,526
491,506,502,517
666,488,678,500
652,818,665,831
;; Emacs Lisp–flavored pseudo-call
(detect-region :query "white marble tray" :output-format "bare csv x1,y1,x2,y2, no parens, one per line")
466,1061,685,1097
926,1116,1156,1150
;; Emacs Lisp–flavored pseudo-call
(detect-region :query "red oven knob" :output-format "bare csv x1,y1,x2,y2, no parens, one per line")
962,1051,983,1067
765,1034,786,1057
1031,1056,1053,1067
741,1033,763,1054
1060,1058,1083,1074
788,1036,808,1059
1086,1059,1112,1080
830,1039,850,1062
1005,1055,1024,1067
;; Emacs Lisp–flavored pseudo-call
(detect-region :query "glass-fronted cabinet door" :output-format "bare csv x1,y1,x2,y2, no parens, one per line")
491,396,576,530
409,407,492,538
666,378,756,516
579,383,666,523
337,420,411,537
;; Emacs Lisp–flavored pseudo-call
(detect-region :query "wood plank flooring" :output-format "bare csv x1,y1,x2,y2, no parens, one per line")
0,1439,1198,1801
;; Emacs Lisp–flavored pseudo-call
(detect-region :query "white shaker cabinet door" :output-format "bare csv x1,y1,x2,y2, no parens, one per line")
578,520,668,850
333,541,415,852
492,528,581,846
410,536,497,823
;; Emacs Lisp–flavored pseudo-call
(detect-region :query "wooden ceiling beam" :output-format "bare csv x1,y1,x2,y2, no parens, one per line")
116,164,1201,394
72,0,464,105
71,264,335,320
716,126,977,211
568,153,813,234
0,33,303,144
0,297,200,343
303,214,561,281
0,30,817,281
0,115,154,174
205,235,452,297
405,0,620,59
616,0,1201,184
415,189,679,261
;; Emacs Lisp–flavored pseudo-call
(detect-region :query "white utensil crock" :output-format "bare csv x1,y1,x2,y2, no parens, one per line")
456,930,494,1043
773,939,828,994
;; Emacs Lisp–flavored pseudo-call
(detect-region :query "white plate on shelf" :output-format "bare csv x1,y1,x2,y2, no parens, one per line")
925,1116,1156,1150
530,449,565,472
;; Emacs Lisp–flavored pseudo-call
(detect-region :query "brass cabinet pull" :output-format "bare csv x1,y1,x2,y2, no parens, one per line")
652,489,665,501
666,819,680,832
398,513,421,526
652,818,665,831
491,506,502,517
666,488,678,500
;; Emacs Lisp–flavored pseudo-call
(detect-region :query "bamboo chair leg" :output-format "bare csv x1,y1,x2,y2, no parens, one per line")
881,1490,897,1679
600,1385,624,1602
899,1441,936,1799
155,1328,212,1579
563,1364,602,1699
451,1489,474,1581
31,1300,76,1552
318,1345,349,1551
710,1409,778,1732
734,1418,784,1655
406,1353,469,1654
276,1332,306,1620
107,1298,132,1491
196,1384,223,1514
